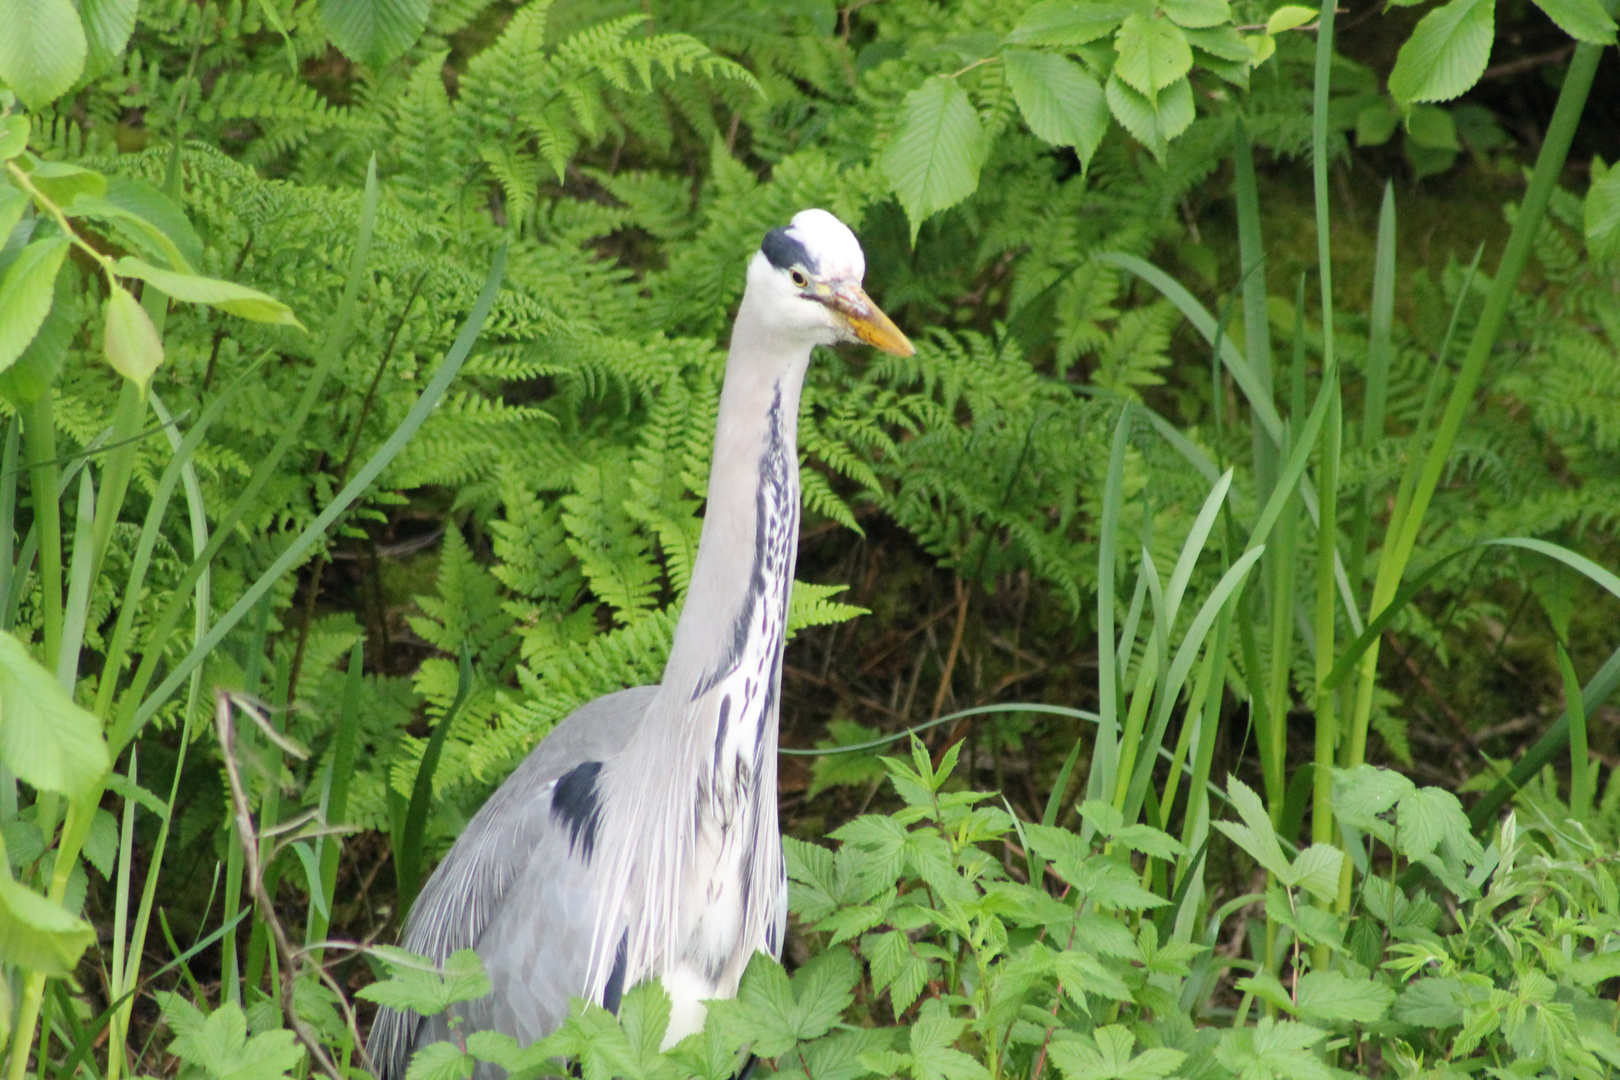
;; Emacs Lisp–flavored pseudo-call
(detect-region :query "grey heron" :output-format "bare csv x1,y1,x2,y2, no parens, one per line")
368,209,913,1078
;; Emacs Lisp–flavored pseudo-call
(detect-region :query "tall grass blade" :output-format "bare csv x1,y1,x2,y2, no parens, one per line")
395,647,475,912
1557,643,1591,822
308,638,364,955
113,243,507,751
1080,407,1131,811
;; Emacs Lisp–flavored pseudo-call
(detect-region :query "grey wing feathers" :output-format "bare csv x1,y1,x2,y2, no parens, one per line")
368,685,659,1080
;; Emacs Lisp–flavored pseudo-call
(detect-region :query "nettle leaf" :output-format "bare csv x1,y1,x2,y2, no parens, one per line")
1529,0,1616,42
1585,158,1620,263
714,951,857,1057
882,75,987,243
0,630,109,800
0,0,87,109
1387,0,1494,104
908,998,991,1080
1008,0,1136,45
1214,1017,1333,1080
357,947,491,1015
1294,971,1394,1023
1213,776,1290,879
1004,49,1109,167
1049,1022,1186,1080
1287,844,1344,903
1396,786,1480,862
403,1042,472,1080
1114,15,1193,95
319,0,431,68
0,236,70,374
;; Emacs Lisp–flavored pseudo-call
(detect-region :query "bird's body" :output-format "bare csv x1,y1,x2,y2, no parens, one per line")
368,210,911,1080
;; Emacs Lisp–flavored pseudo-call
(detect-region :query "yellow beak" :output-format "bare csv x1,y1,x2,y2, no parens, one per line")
829,284,915,357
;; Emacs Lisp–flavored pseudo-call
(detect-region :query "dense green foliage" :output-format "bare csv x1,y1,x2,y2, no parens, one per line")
0,0,1617,1077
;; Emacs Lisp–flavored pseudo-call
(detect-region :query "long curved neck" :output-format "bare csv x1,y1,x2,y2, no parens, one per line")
659,299,812,702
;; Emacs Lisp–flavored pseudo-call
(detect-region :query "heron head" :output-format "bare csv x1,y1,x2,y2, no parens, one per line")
748,209,914,356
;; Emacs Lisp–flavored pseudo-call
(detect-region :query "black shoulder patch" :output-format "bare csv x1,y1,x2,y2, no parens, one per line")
551,760,604,859
760,226,816,275
603,930,629,1015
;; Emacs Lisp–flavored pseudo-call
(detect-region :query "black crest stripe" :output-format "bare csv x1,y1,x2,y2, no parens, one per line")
550,760,604,858
761,226,817,275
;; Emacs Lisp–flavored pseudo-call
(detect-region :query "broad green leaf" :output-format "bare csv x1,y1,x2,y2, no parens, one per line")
881,76,986,243
76,174,205,270
1049,1023,1186,1080
1567,950,1620,986
1115,14,1193,95
319,0,431,68
1585,158,1620,263
403,1042,472,1080
1212,776,1291,879
0,187,26,248
0,236,68,373
1266,3,1316,31
0,629,109,800
909,998,990,1080
1104,74,1194,161
1393,977,1473,1026
357,947,491,1015
103,283,163,386
1387,0,1494,104
1528,0,1616,42
0,0,87,109
0,871,95,976
1287,843,1344,902
80,0,137,79
1406,104,1460,149
1215,1018,1333,1080
0,116,28,159
1356,101,1400,145
111,256,303,327
1160,0,1230,28
1294,971,1394,1023
1184,24,1252,59
1007,0,1138,45
26,161,106,207
1004,49,1110,165
1396,786,1476,860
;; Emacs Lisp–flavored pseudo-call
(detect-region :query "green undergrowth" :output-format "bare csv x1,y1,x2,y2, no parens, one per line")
0,0,1616,1077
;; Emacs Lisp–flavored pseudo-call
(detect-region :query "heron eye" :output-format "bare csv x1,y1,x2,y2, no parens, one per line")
790,269,808,289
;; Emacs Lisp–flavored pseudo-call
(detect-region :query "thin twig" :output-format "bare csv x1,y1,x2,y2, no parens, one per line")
216,693,349,1080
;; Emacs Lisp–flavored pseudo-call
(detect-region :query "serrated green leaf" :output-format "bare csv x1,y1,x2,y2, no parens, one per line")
404,1041,473,1080
0,236,69,374
1008,0,1138,45
80,0,137,78
0,117,28,159
1569,949,1620,986
1287,843,1344,902
1213,775,1291,879
1585,158,1620,263
1387,0,1494,104
1103,74,1193,161
1183,24,1252,59
1049,1023,1185,1080
1294,971,1394,1023
1115,15,1193,94
1004,49,1110,166
0,630,109,799
1160,0,1230,28
1406,104,1460,149
0,871,96,976
1265,3,1316,31
357,947,491,1015
882,75,986,243
320,0,431,68
1356,101,1400,146
111,256,303,327
909,998,990,1080
1528,0,1616,42
103,282,164,386
0,0,87,109
1397,785,1478,860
